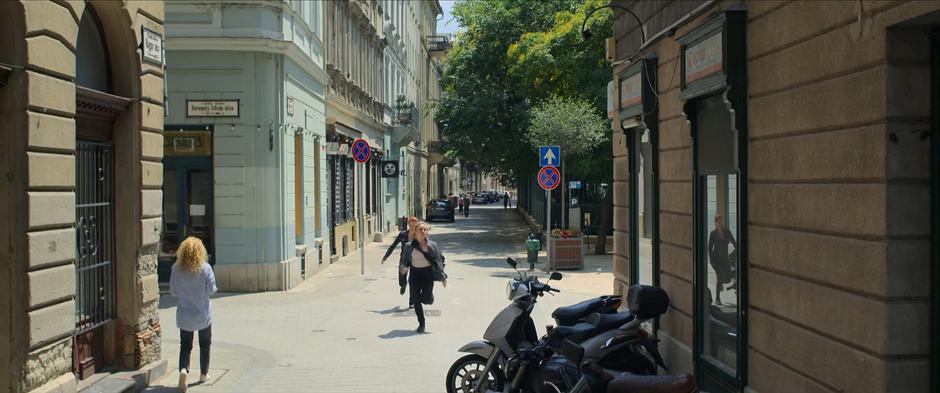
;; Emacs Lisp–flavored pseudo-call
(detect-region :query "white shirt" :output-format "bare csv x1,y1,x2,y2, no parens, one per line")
411,248,431,268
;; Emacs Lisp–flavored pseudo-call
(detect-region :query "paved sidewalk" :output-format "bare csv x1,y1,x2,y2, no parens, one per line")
148,205,613,393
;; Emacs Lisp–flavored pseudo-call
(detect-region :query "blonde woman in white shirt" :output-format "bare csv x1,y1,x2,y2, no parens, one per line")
170,236,217,391
399,222,447,333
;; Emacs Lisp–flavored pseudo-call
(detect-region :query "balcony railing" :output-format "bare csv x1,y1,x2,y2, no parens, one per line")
425,35,452,53
394,101,418,127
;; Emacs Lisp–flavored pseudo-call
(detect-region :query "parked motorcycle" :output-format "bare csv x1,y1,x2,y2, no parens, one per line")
444,258,670,393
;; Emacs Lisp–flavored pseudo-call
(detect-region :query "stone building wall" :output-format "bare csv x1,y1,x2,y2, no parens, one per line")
611,1,938,392
0,1,165,392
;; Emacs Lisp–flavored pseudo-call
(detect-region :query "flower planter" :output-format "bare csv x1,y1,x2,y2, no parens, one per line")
548,237,583,270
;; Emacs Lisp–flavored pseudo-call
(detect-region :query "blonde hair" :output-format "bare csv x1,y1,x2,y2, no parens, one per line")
176,236,207,274
415,222,431,233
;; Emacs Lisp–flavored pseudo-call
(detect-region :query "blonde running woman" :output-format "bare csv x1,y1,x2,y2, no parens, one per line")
170,237,217,391
399,222,447,333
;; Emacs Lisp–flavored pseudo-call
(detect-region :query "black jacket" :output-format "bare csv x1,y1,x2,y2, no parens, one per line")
382,230,410,261
400,239,447,281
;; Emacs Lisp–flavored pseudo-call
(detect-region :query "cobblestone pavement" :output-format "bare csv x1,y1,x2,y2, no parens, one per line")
148,204,614,393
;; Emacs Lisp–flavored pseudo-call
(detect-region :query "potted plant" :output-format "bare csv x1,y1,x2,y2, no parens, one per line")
548,227,583,270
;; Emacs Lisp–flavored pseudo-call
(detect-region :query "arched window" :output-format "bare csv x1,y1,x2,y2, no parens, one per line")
75,7,110,92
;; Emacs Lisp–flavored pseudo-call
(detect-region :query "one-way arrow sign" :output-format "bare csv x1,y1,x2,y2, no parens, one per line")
539,145,560,167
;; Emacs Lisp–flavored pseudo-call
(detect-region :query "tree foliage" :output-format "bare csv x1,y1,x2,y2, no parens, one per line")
436,0,614,186
525,96,607,158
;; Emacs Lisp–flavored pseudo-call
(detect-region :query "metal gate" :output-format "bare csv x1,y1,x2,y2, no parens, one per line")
75,141,116,334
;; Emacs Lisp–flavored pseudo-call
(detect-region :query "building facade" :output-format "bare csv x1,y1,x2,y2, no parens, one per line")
0,1,166,391
164,0,330,291
609,1,938,392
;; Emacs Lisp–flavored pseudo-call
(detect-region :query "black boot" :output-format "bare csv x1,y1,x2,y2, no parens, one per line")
416,323,425,333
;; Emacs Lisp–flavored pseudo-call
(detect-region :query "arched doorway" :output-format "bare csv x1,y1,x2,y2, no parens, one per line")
72,5,131,379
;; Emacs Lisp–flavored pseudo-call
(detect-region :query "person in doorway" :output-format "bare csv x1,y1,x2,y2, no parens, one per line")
170,236,218,392
383,216,420,307
708,214,737,305
400,222,447,333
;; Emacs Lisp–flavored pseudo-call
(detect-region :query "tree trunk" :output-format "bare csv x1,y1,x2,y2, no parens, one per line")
594,187,613,254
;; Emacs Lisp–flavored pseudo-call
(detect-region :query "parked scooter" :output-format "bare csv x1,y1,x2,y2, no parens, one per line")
552,337,697,393
445,258,670,393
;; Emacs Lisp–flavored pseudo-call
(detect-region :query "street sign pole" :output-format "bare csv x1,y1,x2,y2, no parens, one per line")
359,162,365,275
351,138,371,275
546,188,551,269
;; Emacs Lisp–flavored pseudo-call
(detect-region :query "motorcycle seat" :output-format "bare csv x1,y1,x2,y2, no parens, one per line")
587,311,635,331
552,298,606,326
606,373,696,393
552,322,596,343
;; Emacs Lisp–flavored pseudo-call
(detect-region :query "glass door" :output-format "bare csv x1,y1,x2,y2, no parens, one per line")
159,164,214,283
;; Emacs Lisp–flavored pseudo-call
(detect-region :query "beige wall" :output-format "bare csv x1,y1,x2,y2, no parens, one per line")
612,1,938,392
0,1,165,392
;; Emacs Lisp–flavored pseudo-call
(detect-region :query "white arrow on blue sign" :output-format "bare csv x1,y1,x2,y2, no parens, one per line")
539,146,560,167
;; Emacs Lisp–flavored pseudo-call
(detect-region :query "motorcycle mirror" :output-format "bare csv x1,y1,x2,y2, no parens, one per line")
506,257,518,269
549,272,563,281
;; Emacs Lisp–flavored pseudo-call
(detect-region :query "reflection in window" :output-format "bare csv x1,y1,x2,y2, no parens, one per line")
702,173,739,374
633,127,654,286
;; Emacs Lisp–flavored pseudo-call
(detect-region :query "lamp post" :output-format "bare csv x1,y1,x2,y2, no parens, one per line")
580,4,646,60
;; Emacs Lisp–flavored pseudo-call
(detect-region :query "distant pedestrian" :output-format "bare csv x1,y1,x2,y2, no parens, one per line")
383,216,420,307
170,236,218,392
462,194,471,217
503,193,509,209
458,197,465,213
400,222,447,333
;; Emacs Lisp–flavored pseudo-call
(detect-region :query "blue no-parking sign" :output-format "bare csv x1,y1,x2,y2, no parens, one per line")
351,138,371,163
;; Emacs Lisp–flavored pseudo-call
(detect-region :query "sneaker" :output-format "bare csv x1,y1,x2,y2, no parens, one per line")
178,369,188,392
199,374,210,384
416,324,425,333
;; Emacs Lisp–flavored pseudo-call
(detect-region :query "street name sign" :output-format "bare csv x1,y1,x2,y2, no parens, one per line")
351,138,371,163
538,166,561,191
539,146,560,167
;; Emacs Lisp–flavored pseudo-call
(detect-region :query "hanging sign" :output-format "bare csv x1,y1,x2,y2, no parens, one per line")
141,27,163,65
607,80,617,119
684,32,723,84
620,72,642,109
351,138,371,163
381,160,399,177
187,100,239,117
538,166,561,191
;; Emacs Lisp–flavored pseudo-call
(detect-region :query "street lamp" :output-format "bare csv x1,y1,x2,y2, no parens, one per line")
580,4,645,46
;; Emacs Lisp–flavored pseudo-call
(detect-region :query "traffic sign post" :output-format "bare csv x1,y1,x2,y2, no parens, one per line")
539,146,560,167
351,138,370,275
538,165,561,263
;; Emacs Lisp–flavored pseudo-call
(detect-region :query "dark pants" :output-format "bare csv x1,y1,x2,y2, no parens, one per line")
409,266,435,326
180,325,211,375
399,268,413,305
464,207,469,217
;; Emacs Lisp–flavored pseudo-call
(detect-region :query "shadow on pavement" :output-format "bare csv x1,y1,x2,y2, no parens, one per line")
368,306,413,315
378,329,423,339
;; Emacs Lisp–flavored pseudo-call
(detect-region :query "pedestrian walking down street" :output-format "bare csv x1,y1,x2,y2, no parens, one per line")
399,222,447,333
170,236,218,392
503,193,509,209
383,216,420,307
462,194,471,217
458,196,465,214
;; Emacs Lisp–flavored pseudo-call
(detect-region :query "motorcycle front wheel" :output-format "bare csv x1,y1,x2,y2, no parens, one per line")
445,354,506,393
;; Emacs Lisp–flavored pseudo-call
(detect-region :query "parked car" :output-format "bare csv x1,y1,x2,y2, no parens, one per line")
425,199,455,222
472,193,488,204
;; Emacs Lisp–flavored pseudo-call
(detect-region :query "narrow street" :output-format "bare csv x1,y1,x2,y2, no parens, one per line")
148,204,613,393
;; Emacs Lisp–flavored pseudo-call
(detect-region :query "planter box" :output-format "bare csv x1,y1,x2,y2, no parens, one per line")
548,237,583,270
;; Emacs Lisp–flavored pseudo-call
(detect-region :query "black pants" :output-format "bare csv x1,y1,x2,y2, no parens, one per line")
180,325,211,375
409,266,435,325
